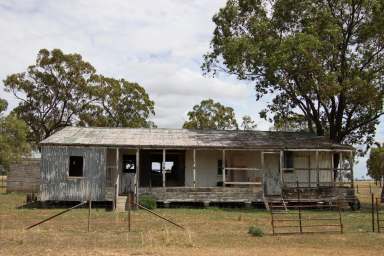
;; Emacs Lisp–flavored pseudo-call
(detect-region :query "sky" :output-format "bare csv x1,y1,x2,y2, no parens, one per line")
0,0,382,178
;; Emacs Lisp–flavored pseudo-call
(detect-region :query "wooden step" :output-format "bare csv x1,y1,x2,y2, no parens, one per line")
105,187,114,200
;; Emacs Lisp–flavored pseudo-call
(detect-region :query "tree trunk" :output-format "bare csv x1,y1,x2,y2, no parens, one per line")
333,153,340,181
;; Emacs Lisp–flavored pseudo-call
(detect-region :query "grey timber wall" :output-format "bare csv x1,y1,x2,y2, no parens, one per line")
40,146,106,201
7,158,40,193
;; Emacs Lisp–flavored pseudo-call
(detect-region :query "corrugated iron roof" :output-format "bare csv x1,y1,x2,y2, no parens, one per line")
40,127,353,150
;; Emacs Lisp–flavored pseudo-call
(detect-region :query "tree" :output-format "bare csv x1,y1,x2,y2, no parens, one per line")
0,98,7,113
4,49,156,145
203,0,384,148
266,112,309,132
0,98,30,171
79,76,156,128
4,49,99,144
183,99,238,130
241,115,257,130
367,142,384,182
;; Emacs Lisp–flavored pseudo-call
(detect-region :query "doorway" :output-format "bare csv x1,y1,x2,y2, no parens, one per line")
263,153,282,196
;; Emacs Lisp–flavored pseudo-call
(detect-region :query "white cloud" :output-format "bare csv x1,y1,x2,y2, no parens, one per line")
0,0,378,178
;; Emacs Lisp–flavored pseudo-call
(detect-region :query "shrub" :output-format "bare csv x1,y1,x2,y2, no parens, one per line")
139,194,157,209
248,226,264,237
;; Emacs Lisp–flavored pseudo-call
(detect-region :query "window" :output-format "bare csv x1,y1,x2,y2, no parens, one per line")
164,161,174,173
122,155,136,173
69,156,83,177
284,151,294,169
151,162,161,173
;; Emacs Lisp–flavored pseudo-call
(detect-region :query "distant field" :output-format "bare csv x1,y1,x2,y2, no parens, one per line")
354,180,382,205
1,193,384,256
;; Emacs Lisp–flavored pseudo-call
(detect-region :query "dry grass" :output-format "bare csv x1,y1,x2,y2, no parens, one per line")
355,180,382,205
1,185,384,255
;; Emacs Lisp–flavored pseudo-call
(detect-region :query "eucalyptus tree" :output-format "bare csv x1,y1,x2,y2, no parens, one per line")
183,99,238,130
203,0,384,149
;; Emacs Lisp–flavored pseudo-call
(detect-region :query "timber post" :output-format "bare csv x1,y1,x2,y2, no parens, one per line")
162,149,166,188
115,147,120,211
128,193,131,232
222,150,226,186
88,199,91,232
135,148,140,209
279,151,284,186
316,150,319,187
297,180,303,234
337,199,343,234
371,192,375,232
193,149,196,188
26,201,87,230
376,198,380,233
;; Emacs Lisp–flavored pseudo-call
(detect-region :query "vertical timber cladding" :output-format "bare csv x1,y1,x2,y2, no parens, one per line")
40,146,107,201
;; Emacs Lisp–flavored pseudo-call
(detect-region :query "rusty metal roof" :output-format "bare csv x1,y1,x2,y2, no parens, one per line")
40,127,353,150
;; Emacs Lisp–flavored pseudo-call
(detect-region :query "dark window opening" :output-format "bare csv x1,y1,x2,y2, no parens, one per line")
122,155,136,173
217,160,223,175
284,151,294,169
69,156,83,177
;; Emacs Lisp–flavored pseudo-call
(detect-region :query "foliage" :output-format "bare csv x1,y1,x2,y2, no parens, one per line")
139,194,157,209
203,0,384,148
240,115,257,130
79,76,155,128
0,98,7,114
248,226,264,237
183,99,238,130
4,49,155,145
0,98,30,171
367,142,384,181
3,49,98,144
268,112,309,132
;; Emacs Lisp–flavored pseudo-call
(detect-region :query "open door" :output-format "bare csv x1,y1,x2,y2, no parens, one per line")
263,153,282,196
119,154,136,195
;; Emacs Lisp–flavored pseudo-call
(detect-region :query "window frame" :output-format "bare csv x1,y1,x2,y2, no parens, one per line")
284,151,294,169
68,155,84,178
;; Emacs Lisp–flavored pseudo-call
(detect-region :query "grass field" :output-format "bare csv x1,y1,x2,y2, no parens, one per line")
1,190,384,256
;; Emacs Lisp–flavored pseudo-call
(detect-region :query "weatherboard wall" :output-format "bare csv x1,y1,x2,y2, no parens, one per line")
40,146,107,201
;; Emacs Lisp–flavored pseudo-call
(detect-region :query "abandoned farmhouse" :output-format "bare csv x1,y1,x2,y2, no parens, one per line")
14,126,355,211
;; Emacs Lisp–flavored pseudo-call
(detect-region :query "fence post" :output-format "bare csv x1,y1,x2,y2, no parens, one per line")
356,184,359,194
296,180,303,234
128,193,131,232
338,199,343,234
371,192,375,232
376,198,380,233
270,206,275,236
88,199,92,232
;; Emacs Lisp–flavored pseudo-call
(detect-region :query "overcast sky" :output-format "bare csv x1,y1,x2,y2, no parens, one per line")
0,0,382,178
